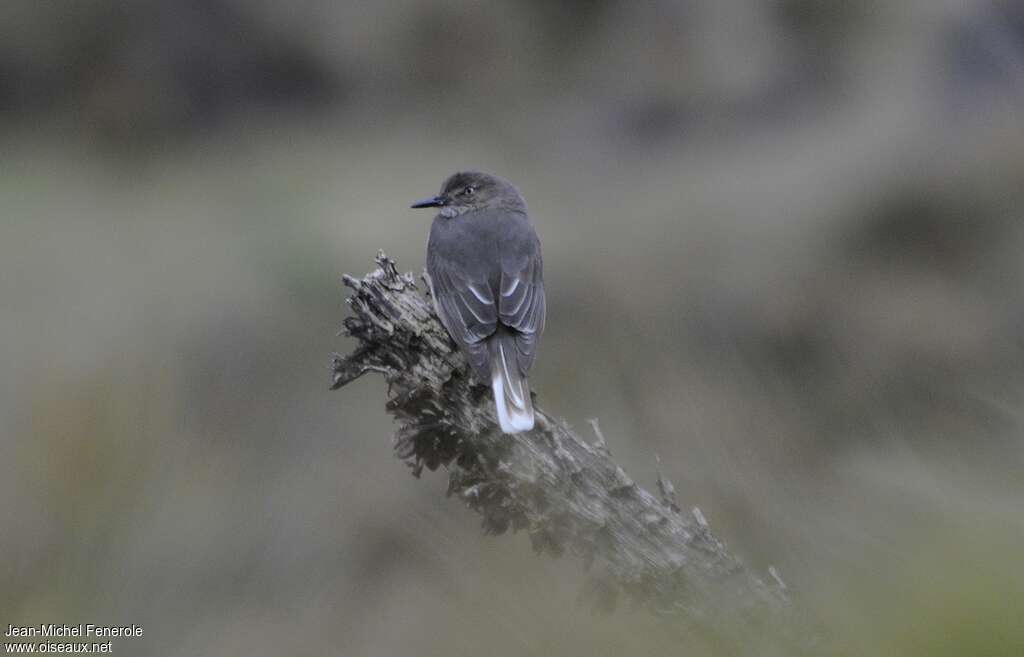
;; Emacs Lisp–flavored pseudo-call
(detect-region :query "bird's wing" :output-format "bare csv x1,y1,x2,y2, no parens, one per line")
428,254,498,379
499,245,545,375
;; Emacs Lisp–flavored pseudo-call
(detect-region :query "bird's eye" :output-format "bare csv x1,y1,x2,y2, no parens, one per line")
464,186,475,196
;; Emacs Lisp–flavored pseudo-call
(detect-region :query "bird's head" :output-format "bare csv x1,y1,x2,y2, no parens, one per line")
411,171,526,218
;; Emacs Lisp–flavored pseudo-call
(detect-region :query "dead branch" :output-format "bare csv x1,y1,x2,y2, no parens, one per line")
332,252,825,650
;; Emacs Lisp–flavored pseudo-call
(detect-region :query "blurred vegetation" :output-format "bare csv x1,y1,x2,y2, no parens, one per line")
1,1,1023,655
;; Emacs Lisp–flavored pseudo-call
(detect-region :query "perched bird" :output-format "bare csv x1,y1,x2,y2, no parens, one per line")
412,171,545,434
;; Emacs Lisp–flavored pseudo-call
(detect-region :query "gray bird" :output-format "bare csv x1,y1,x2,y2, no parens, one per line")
412,171,545,434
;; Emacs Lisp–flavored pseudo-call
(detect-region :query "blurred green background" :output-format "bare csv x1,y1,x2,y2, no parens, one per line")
2,1,1023,655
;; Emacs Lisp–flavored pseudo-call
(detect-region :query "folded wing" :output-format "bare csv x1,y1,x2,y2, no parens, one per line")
499,249,545,375
429,260,497,381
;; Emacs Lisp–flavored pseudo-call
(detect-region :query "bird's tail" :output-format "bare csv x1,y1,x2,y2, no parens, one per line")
489,330,534,434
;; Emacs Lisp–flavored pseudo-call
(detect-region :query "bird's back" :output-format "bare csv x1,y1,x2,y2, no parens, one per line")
427,208,537,290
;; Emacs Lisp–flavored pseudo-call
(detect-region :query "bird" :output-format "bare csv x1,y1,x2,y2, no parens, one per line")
411,171,545,434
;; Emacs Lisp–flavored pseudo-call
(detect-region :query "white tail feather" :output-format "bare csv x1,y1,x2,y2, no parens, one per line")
491,341,534,434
